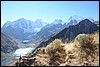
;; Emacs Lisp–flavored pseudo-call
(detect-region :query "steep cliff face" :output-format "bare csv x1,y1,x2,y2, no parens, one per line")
37,19,99,48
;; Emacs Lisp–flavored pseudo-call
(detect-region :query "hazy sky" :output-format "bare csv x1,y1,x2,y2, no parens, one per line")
1,1,99,27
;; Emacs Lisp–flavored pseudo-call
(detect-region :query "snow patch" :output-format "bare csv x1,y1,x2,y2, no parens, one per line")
34,28,41,32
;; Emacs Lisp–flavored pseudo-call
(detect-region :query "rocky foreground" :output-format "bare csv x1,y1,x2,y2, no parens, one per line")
9,31,99,66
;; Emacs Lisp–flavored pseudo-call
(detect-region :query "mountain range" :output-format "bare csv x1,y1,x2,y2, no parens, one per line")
2,18,48,40
1,15,99,45
36,19,99,48
1,15,99,66
30,15,98,45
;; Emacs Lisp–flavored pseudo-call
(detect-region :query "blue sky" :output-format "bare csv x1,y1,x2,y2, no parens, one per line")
1,1,99,27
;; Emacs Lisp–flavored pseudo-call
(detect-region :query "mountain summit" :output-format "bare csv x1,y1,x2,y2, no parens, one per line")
65,15,95,27
2,18,48,40
64,15,85,27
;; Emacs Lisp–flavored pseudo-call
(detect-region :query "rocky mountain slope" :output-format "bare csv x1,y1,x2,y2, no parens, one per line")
36,19,99,48
30,15,98,45
31,19,67,45
30,15,84,44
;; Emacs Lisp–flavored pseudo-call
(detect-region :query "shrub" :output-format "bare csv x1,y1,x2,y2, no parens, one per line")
75,34,90,47
74,34,96,52
74,34,97,64
45,39,66,66
45,39,62,56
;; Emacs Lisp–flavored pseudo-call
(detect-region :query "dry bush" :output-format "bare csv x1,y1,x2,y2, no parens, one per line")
74,34,94,48
74,34,98,65
45,39,62,55
45,39,66,66
74,34,97,52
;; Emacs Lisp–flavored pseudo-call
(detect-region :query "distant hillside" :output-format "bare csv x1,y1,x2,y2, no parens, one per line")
31,23,66,45
1,30,19,57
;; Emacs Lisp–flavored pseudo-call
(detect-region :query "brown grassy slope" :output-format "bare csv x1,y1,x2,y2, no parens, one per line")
64,31,99,66
12,31,99,66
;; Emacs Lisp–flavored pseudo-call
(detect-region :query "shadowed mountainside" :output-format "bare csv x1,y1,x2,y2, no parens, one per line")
1,30,19,57
36,19,99,48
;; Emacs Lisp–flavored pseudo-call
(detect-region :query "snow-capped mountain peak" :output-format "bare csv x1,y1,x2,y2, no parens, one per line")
85,17,94,22
34,19,48,27
67,15,85,23
64,15,85,27
18,18,26,21
51,19,64,24
64,15,95,28
2,18,49,40
11,18,33,29
2,21,12,28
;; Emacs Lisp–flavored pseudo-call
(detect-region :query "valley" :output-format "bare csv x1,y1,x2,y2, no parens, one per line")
1,15,99,66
